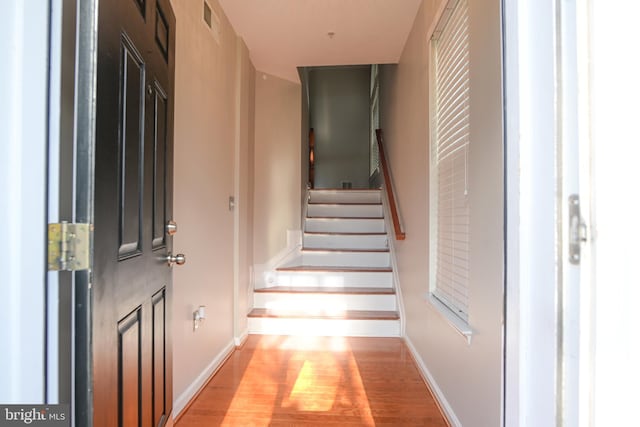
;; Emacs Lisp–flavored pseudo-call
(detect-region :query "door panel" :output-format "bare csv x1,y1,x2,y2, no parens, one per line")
151,290,166,426
118,39,145,259
118,310,142,426
152,85,168,250
94,0,175,425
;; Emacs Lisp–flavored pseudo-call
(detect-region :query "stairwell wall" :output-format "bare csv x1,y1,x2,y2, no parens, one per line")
234,36,256,342
253,73,302,266
171,0,255,415
379,0,504,425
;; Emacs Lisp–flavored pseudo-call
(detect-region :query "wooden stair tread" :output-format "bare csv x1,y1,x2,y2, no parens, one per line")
277,265,393,273
310,188,381,192
254,286,395,295
308,202,382,206
304,231,387,236
302,248,389,253
248,308,400,320
306,216,384,220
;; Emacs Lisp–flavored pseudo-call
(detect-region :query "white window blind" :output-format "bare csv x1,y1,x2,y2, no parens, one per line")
431,0,470,322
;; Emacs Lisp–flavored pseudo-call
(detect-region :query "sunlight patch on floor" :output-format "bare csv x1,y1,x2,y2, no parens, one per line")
221,336,375,426
281,339,375,426
346,347,375,426
278,335,349,352
221,348,277,425
282,358,338,411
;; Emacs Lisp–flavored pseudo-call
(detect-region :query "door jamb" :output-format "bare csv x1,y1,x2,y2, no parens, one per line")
503,0,560,425
72,0,99,424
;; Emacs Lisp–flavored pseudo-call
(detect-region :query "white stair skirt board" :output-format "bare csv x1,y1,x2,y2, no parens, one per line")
274,269,393,288
303,232,388,250
307,203,383,218
253,292,397,311
305,217,386,233
248,317,400,337
309,189,381,204
300,250,390,268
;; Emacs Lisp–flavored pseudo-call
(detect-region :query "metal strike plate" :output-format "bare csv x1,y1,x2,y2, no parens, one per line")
568,195,587,265
48,222,91,271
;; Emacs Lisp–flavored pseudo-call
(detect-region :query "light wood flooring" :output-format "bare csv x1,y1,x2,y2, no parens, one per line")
175,335,448,426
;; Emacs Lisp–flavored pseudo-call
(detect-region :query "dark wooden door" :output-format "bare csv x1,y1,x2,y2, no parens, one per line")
93,0,176,425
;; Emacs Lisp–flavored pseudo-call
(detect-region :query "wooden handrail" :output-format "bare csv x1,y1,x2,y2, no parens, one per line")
309,128,315,188
376,129,405,240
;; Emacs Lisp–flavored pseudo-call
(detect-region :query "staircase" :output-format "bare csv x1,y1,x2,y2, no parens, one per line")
247,189,401,337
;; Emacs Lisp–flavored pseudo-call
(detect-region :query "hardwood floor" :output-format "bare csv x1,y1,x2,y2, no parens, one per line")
176,335,448,426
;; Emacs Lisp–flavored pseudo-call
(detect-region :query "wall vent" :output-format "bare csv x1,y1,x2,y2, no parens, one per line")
203,1,221,44
203,1,212,27
341,181,353,189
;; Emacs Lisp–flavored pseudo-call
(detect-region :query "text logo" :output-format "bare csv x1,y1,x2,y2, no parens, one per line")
0,405,69,427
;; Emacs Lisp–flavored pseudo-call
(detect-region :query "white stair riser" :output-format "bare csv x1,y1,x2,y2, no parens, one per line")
248,317,400,337
305,218,385,233
301,251,390,267
274,271,393,287
304,234,388,250
307,204,383,218
254,293,397,311
309,190,381,204
249,188,400,339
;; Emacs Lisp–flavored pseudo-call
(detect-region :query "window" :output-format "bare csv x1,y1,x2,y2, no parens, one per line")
429,0,470,324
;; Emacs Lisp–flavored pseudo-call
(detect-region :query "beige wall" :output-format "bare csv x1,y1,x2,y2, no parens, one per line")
253,72,302,264
234,38,256,336
309,66,371,189
299,67,310,219
380,0,504,425
170,0,254,411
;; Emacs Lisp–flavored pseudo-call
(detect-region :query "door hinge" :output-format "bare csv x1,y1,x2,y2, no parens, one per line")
48,222,91,271
568,195,588,265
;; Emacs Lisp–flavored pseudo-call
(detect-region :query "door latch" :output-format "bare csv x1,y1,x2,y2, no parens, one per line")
568,195,587,265
48,222,91,271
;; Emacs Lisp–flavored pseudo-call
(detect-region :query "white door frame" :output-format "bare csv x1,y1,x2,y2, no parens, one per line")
0,3,97,426
504,1,640,425
503,0,560,425
0,0,51,405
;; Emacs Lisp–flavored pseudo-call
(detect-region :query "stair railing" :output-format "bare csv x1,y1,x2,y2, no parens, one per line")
308,128,315,188
376,129,405,240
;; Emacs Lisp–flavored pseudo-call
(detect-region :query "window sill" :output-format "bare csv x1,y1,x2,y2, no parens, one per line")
427,294,473,345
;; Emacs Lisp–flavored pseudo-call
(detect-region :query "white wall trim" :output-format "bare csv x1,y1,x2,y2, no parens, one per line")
232,34,244,351
0,0,50,404
234,328,249,347
503,0,559,425
380,185,406,336
404,336,462,427
172,339,235,417
427,0,455,41
252,229,302,288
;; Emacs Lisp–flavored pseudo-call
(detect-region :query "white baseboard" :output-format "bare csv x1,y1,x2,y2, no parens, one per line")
173,339,235,418
253,229,302,288
404,335,462,427
234,328,249,347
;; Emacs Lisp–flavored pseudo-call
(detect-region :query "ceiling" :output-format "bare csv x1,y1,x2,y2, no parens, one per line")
218,0,423,82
